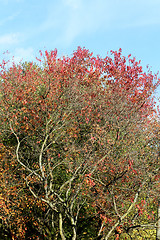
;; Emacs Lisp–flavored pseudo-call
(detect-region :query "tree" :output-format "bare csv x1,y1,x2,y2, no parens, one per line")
0,47,159,239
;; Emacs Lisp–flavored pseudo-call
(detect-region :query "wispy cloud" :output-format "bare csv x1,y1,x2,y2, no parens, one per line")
13,47,35,63
38,0,111,47
61,0,160,43
42,0,160,48
0,13,19,26
0,33,20,45
109,0,160,29
55,0,112,46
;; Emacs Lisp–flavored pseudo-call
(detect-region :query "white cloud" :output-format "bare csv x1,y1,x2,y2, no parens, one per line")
0,33,20,45
1,47,35,68
13,47,35,63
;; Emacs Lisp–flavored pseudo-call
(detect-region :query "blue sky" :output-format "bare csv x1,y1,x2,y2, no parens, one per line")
0,0,160,95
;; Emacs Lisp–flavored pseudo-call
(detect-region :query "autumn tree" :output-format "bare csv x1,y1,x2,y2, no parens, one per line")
0,47,159,239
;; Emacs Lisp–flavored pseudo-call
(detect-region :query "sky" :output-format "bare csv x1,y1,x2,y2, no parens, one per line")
0,0,160,95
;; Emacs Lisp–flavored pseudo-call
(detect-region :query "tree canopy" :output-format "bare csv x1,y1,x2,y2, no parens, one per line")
0,47,160,239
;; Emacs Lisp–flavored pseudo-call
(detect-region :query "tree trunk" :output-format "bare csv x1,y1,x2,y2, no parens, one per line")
70,217,77,240
59,213,66,240
157,200,160,240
